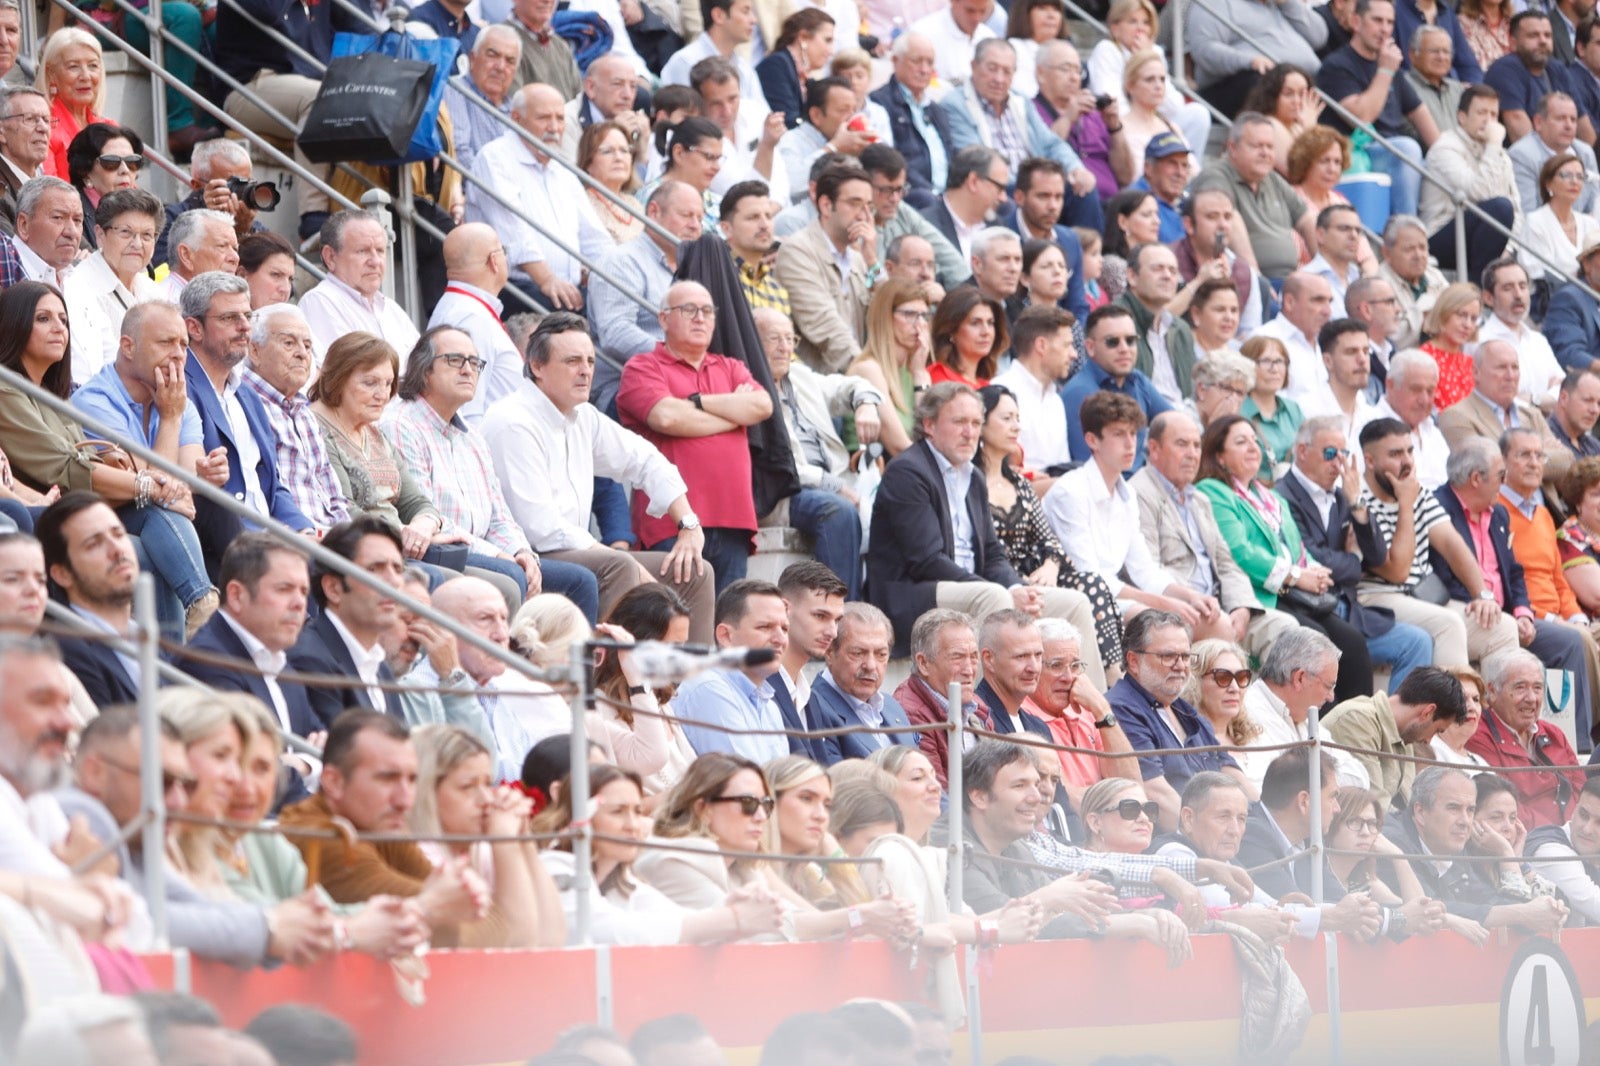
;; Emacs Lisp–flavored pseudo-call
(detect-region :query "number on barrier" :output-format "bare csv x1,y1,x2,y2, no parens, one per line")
1500,940,1586,1066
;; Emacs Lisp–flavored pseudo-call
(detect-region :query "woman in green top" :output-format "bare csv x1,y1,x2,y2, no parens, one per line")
847,279,933,456
1239,334,1303,485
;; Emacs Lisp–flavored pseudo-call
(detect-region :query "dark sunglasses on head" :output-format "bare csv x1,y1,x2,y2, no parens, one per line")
96,154,144,172
1113,799,1160,822
1203,668,1253,689
708,794,775,816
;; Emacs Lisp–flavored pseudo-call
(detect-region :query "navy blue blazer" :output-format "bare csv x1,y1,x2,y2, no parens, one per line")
919,197,964,260
770,673,841,765
184,352,312,531
59,634,140,710
756,48,805,129
997,203,1089,325
287,611,404,725
1429,486,1531,611
807,674,916,762
1277,470,1395,638
182,612,321,737
1544,282,1600,374
1235,801,1313,901
873,75,953,208
974,679,1052,741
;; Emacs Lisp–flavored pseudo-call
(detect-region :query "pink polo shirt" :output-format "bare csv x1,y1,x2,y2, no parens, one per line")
1452,488,1503,607
617,342,758,547
1023,696,1106,790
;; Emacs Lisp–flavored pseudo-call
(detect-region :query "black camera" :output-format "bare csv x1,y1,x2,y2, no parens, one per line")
226,176,281,212
1094,93,1115,111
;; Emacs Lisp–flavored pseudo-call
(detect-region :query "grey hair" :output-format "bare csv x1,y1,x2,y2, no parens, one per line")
0,84,44,120
1259,627,1340,685
1472,336,1518,373
646,178,689,212
1445,434,1498,486
1191,351,1254,392
166,208,233,270
1499,425,1543,458
190,138,251,182
248,301,305,345
1294,413,1347,448
177,270,249,320
911,380,981,440
15,995,148,1066
1480,647,1543,690
1410,23,1451,56
1181,770,1248,814
909,607,974,662
1123,609,1189,659
16,175,74,219
978,608,1036,652
1227,110,1274,146
1037,38,1078,66
1387,347,1437,388
1034,617,1079,646
397,324,472,401
321,209,385,253
890,29,933,58
1381,214,1428,248
973,37,1016,64
832,601,893,652
971,226,1021,262
473,22,522,56
1410,765,1471,812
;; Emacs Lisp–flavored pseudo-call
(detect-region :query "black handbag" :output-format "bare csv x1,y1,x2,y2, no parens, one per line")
299,51,433,164
1278,585,1340,616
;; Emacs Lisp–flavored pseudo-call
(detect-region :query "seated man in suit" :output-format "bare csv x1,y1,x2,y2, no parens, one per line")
923,146,1012,264
975,608,1050,740
870,32,954,211
893,607,992,788
865,381,1103,684
1131,411,1300,657
288,515,409,724
675,579,791,764
808,602,916,762
1279,415,1434,687
775,562,846,764
36,491,149,709
185,532,319,739
1543,234,1600,375
1381,766,1568,935
181,271,313,574
1437,339,1573,504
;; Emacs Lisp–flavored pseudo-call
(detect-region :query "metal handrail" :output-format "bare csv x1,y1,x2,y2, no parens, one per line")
1175,0,1600,301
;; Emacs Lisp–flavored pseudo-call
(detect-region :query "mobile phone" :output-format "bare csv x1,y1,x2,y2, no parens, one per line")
1094,93,1114,111
1213,230,1227,258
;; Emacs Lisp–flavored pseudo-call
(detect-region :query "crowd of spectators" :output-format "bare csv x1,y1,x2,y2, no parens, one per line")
3,0,1600,1054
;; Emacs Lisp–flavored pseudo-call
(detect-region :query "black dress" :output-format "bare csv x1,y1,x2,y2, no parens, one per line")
989,463,1124,667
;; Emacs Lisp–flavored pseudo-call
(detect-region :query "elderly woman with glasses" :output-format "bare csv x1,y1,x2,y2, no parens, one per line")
62,188,161,376
379,326,600,620
1240,335,1302,483
1188,352,1253,430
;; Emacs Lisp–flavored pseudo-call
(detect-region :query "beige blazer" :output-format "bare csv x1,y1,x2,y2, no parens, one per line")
1436,390,1573,489
773,220,872,373
1129,467,1260,614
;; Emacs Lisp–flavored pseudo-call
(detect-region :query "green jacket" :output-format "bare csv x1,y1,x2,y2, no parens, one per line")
1195,477,1302,609
1114,290,1195,399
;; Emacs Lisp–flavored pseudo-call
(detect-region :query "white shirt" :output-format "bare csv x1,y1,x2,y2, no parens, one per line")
943,194,984,261
428,281,523,425
219,609,291,733
1286,466,1338,531
1255,314,1325,410
1146,308,1182,406
775,664,812,727
1042,462,1175,597
299,274,421,371
714,111,791,204
493,668,573,746
1303,252,1360,318
660,34,770,127
1239,680,1370,790
1372,396,1450,490
930,446,977,571
480,378,688,551
992,361,1069,470
326,609,387,711
11,237,109,383
910,7,996,91
0,773,72,878
467,132,615,287
1478,313,1564,408
63,249,154,384
204,363,270,517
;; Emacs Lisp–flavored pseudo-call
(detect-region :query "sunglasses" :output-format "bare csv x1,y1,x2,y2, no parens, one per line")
1203,668,1253,689
708,794,775,816
1321,446,1352,461
1111,799,1160,822
96,154,144,172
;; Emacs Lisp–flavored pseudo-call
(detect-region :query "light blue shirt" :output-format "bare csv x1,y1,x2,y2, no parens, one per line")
898,81,947,190
676,668,788,763
1148,465,1216,595
1473,388,1522,430
930,446,976,572
589,232,672,413
1502,484,1542,521
72,362,203,451
818,670,888,750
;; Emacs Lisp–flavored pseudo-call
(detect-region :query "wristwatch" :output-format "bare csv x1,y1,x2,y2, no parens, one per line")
677,513,702,531
1479,589,1496,601
689,391,704,410
1094,712,1117,729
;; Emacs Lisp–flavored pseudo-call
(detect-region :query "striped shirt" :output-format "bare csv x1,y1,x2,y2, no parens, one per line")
241,371,350,529
1358,487,1450,594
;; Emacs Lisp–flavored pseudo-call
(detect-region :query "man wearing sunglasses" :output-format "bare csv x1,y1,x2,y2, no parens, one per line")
1058,304,1172,472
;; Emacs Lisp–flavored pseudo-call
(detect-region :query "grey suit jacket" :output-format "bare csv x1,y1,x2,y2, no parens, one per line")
1128,467,1259,614
773,220,871,373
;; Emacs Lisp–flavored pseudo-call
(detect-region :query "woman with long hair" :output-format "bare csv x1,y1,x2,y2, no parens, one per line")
579,121,645,245
1196,414,1375,703
929,287,1007,387
764,755,873,909
757,9,836,128
1239,335,1303,483
847,279,933,455
535,763,784,944
1086,0,1209,155
1118,49,1190,166
1242,64,1324,177
1183,639,1263,777
409,724,565,948
977,384,1125,669
592,584,698,800
1419,282,1482,410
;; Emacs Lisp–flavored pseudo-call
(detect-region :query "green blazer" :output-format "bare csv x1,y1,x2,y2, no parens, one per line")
1195,477,1302,609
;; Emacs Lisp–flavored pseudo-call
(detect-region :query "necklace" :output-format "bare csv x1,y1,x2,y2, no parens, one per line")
590,187,638,226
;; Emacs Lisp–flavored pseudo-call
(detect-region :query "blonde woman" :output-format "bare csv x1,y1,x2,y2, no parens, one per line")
1118,49,1189,166
1419,281,1482,410
410,724,565,948
36,28,104,180
764,755,873,909
1183,639,1264,779
1086,0,1210,157
848,279,934,456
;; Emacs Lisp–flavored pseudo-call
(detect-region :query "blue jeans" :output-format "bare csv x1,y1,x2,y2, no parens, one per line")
416,552,601,624
1366,135,1424,219
0,499,32,533
1367,620,1432,691
787,488,862,600
654,528,748,596
119,505,210,638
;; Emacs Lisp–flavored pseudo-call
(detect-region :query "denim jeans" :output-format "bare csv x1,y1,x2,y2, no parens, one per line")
1367,620,1433,691
1365,135,1425,219
466,552,600,623
654,528,749,596
119,505,210,638
786,488,863,600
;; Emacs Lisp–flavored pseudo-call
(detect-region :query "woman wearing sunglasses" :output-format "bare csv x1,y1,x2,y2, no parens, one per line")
1076,778,1195,966
638,752,919,942
64,122,142,252
1183,639,1264,779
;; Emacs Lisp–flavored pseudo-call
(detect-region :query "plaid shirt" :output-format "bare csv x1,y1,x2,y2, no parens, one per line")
1025,830,1198,899
241,370,350,529
379,398,531,558
737,256,791,316
979,97,1028,173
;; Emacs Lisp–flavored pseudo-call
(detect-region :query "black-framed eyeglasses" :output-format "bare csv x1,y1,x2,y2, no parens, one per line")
96,154,144,172
1132,648,1190,669
708,794,774,816
1321,446,1352,461
441,352,487,372
1202,667,1253,689
1112,799,1160,822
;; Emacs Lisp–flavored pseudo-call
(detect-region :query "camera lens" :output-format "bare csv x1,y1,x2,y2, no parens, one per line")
247,181,281,212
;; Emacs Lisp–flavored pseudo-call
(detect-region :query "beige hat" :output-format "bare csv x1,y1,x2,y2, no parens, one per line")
1580,232,1600,264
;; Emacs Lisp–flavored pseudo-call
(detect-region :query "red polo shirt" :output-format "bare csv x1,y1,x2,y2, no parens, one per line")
617,342,758,547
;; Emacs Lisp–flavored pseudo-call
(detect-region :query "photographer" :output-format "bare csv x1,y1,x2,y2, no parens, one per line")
155,140,271,267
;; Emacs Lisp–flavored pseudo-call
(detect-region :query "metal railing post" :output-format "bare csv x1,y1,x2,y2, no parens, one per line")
365,187,397,302
1308,705,1342,1065
569,641,594,947
147,0,168,161
944,681,981,1065
135,574,167,946
1162,0,1233,131
1455,204,1470,284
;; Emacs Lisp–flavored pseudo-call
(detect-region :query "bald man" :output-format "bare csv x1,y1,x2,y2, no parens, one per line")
428,222,519,423
617,280,774,591
466,82,615,312
1254,271,1336,410
560,53,649,163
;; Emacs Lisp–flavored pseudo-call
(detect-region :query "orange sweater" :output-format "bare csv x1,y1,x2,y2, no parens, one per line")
1504,496,1580,619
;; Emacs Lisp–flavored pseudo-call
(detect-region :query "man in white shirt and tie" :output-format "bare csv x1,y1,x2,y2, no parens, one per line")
298,211,421,367
428,222,519,424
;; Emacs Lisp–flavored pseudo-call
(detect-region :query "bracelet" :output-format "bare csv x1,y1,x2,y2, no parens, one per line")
977,918,1000,949
332,917,353,951
134,470,153,509
729,904,744,938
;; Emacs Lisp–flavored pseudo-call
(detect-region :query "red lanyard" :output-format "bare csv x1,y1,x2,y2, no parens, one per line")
444,286,509,337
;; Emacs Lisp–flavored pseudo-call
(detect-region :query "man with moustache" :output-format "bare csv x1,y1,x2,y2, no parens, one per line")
0,634,81,873
1477,257,1563,410
808,602,916,762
